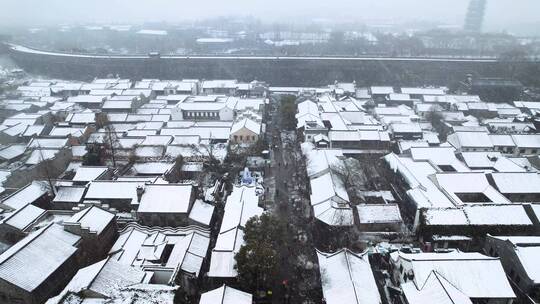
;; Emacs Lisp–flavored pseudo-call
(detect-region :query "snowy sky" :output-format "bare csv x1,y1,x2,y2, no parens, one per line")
1,0,539,33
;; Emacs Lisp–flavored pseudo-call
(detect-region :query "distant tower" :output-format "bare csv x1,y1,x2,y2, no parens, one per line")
464,0,487,32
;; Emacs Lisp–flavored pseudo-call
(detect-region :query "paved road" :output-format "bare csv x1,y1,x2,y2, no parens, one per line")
265,96,322,304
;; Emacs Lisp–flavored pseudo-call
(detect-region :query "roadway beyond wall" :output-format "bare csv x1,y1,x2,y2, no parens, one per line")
8,45,540,87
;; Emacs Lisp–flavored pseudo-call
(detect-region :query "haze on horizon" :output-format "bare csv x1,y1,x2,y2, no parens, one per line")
1,0,540,35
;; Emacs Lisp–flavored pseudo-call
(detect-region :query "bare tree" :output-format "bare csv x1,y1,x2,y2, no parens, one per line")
425,105,447,141
35,142,55,193
96,112,119,167
166,155,185,183
331,158,365,190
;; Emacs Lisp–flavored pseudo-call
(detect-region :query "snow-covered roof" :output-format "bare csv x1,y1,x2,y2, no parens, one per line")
138,184,193,214
72,166,108,182
460,151,503,169
185,197,214,224
47,257,146,302
230,118,261,135
102,100,133,109
85,181,143,204
126,129,157,137
370,86,394,95
22,125,46,137
488,134,515,147
171,135,200,145
166,126,231,141
511,134,540,149
410,147,468,171
394,251,515,299
28,137,69,149
25,148,60,165
401,87,446,96
310,171,353,226
357,204,402,224
1,181,50,210
107,113,128,122
65,206,115,234
401,271,472,304
305,148,343,178
0,144,27,160
384,153,453,208
135,146,165,158
490,173,540,194
209,186,262,278
398,140,429,153
48,126,86,138
317,249,381,304
432,173,511,205
489,236,540,284
139,135,173,146
67,95,105,104
132,162,173,175
424,205,533,226
310,171,349,206
202,79,237,89
390,123,422,134
110,224,210,280
2,204,46,231
53,186,86,203
199,285,252,304
447,132,493,149
0,223,80,292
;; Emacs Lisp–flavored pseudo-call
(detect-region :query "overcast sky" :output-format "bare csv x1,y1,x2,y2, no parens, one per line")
1,0,539,33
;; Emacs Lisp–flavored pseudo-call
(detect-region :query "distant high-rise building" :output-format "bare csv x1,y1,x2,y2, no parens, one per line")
464,0,487,32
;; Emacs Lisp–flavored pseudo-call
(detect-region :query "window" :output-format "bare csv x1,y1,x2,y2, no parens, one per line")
399,265,404,273
520,149,526,154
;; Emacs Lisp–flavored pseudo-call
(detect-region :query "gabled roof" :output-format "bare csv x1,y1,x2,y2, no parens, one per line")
0,223,80,292
488,236,540,284
402,271,472,304
1,181,50,210
199,285,252,304
230,118,261,135
46,257,148,303
65,206,115,234
1,204,47,231
447,132,493,149
317,249,381,304
394,251,515,299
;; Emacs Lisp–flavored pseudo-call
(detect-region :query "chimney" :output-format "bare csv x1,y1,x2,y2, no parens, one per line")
136,185,145,202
